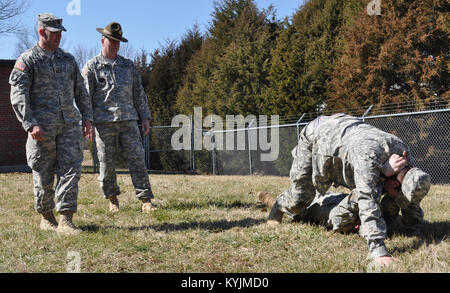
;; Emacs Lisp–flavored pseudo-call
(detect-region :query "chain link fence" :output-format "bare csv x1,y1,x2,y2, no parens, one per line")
364,110,450,184
84,100,449,185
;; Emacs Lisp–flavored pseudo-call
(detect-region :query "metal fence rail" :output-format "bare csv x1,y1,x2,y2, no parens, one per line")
364,111,449,184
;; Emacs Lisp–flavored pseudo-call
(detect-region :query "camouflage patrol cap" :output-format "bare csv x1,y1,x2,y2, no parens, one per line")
37,13,67,32
396,168,431,209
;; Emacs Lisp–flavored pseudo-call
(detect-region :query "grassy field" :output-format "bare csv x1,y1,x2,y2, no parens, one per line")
0,172,448,273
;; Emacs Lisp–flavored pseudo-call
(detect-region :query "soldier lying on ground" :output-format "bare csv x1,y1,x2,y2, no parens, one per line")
266,114,431,266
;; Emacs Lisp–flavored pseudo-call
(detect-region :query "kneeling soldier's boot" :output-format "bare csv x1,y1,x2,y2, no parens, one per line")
141,198,157,214
57,211,81,236
109,196,120,212
40,211,58,231
257,191,276,207
267,202,283,225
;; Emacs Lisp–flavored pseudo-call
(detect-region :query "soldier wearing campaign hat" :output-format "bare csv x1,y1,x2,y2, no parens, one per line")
96,22,128,42
266,113,431,267
9,13,94,236
82,22,156,214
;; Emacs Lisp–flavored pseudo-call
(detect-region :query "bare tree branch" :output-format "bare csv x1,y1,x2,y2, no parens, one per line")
119,42,136,60
13,26,37,58
72,43,100,68
0,0,28,35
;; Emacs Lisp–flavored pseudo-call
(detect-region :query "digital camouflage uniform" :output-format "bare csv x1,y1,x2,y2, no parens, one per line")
303,185,427,237
300,191,359,233
273,113,427,259
10,44,93,214
82,54,153,200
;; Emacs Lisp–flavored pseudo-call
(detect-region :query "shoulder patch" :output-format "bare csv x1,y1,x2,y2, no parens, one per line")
15,61,26,72
82,66,88,76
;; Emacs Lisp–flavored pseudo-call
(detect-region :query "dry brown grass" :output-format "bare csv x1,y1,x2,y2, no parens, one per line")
0,173,448,273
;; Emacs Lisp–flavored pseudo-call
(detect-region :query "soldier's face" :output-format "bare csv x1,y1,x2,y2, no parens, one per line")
102,37,120,57
384,178,401,197
40,28,62,50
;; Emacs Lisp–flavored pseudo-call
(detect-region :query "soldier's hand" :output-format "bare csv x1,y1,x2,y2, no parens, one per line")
383,151,408,177
141,119,150,136
375,256,395,267
29,125,47,141
82,120,95,142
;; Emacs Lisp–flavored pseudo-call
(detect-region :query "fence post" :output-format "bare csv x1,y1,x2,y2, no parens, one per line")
362,105,374,122
296,113,306,140
247,119,255,176
189,114,195,172
211,118,216,176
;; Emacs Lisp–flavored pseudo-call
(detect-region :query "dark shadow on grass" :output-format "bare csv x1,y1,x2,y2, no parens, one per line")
79,224,100,233
420,221,450,241
290,216,449,256
389,220,449,255
128,217,265,233
82,218,266,234
390,220,449,242
165,200,254,210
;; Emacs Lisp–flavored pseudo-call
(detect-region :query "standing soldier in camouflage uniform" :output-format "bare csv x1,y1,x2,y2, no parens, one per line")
82,22,155,213
267,114,431,266
9,13,94,236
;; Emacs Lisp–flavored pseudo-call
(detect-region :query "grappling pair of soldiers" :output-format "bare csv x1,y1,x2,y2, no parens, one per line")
259,113,431,266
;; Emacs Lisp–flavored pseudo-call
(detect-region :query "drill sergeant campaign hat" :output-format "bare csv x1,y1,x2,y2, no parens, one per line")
395,168,431,209
96,22,128,42
38,13,67,32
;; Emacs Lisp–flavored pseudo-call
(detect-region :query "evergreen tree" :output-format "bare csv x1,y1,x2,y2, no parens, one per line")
135,26,204,171
328,0,449,111
138,26,204,123
263,0,364,117
208,3,279,117
176,0,280,117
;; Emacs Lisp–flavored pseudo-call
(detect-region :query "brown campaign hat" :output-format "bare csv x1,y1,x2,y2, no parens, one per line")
96,22,128,42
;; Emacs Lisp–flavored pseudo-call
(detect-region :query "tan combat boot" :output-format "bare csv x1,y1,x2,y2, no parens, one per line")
109,196,120,212
141,198,157,214
57,211,81,236
257,191,276,207
40,211,58,231
267,202,283,226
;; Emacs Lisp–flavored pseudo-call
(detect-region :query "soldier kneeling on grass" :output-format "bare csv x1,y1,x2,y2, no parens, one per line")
262,114,431,267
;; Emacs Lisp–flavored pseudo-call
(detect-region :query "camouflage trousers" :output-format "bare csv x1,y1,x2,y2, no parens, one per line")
26,123,83,214
276,121,316,219
95,121,153,200
303,190,424,235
